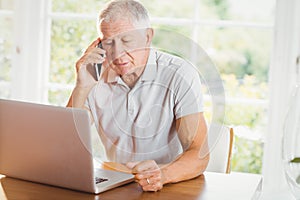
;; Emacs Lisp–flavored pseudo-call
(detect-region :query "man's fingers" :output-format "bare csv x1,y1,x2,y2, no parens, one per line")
127,160,163,192
76,38,103,71
84,53,105,64
84,38,101,53
137,176,161,187
78,48,106,70
142,182,163,192
94,47,106,55
131,160,158,174
134,169,160,180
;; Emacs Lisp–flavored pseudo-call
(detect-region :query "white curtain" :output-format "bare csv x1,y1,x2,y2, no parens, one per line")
11,0,50,103
262,0,300,193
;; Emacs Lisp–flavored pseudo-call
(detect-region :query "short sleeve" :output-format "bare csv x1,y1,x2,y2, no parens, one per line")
84,86,98,125
174,63,204,119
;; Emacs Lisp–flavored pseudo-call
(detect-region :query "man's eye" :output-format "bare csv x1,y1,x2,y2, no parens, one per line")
103,42,112,46
103,40,113,46
122,38,134,43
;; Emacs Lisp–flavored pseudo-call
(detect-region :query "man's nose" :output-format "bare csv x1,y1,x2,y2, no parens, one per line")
112,41,126,60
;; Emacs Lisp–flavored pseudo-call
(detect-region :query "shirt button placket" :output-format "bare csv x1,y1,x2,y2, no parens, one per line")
128,92,134,116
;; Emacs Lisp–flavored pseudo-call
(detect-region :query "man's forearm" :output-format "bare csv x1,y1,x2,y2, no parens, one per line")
161,113,209,185
66,86,92,108
161,149,209,185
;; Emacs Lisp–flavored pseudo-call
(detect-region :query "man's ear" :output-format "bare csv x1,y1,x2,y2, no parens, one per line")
145,28,154,46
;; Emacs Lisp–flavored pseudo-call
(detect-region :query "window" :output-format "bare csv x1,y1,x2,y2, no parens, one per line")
1,0,276,175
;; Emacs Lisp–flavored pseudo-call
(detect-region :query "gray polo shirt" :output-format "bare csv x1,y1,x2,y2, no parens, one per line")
85,49,203,164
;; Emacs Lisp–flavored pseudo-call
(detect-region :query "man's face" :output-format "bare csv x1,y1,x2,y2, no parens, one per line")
100,19,153,76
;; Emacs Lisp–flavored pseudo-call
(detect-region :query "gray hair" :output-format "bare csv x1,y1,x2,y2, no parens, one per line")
98,0,150,29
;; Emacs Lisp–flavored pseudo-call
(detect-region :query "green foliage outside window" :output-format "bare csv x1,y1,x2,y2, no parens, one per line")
50,19,97,85
232,137,263,174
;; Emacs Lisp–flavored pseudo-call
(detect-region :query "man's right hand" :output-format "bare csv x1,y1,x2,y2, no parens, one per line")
75,38,106,89
66,38,106,108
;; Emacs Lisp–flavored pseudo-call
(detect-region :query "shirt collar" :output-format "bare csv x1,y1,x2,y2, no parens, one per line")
106,67,119,83
105,49,157,83
140,49,157,81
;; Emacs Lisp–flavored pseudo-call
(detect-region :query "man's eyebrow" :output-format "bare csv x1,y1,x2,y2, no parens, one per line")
122,33,135,37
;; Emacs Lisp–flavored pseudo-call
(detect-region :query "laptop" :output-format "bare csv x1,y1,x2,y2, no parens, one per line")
0,99,134,194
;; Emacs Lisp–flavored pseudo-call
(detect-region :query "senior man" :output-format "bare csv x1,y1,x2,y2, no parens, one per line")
67,0,209,192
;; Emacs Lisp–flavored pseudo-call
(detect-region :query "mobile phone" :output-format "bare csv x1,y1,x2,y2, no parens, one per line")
95,42,103,81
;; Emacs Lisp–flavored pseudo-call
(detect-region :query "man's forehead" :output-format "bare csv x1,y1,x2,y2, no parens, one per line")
100,20,138,39
102,31,146,43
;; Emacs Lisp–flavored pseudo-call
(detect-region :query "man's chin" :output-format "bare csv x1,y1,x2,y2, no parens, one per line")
122,71,137,78
123,66,145,76
120,69,131,76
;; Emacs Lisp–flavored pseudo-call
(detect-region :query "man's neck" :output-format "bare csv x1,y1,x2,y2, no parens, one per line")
121,49,150,88
121,66,145,88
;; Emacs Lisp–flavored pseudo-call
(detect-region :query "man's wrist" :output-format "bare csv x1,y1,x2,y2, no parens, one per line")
75,82,96,91
161,166,172,185
74,84,95,93
68,85,93,108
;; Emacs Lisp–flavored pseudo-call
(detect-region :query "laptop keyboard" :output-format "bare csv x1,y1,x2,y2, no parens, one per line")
95,177,109,184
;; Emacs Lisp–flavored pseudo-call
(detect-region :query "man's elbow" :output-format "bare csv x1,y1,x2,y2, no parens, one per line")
197,151,210,174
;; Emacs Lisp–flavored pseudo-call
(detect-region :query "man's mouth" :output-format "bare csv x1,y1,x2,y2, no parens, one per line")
119,62,129,67
115,62,130,68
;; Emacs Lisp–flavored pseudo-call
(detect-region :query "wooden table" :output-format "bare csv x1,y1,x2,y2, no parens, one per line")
0,172,262,200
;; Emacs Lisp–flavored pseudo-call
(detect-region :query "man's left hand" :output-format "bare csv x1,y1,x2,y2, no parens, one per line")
126,160,164,192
